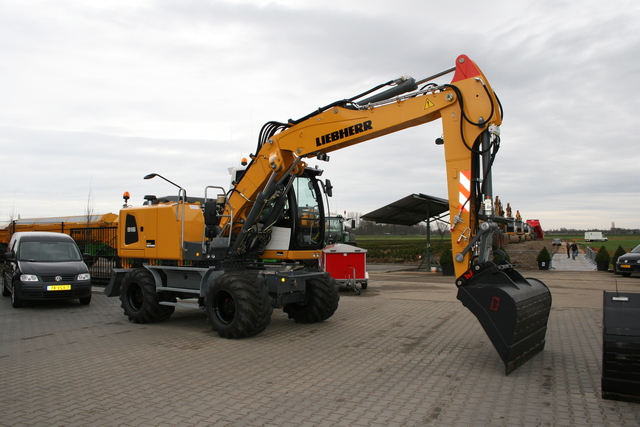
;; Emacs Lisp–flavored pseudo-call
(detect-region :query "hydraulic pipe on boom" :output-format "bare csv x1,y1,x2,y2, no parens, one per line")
222,55,551,374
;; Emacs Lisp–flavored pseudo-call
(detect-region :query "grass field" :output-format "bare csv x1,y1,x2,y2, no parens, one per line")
548,234,640,252
356,235,448,262
355,234,640,262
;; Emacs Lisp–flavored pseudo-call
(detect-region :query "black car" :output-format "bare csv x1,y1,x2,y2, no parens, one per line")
2,232,92,307
615,244,640,277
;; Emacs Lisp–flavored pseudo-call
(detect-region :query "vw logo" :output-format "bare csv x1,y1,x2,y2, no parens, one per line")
55,276,62,282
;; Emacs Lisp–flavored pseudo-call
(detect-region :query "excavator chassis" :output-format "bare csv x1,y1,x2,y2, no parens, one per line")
456,262,552,375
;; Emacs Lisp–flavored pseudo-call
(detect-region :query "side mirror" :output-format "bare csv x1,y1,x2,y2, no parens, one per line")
4,251,16,262
325,179,333,197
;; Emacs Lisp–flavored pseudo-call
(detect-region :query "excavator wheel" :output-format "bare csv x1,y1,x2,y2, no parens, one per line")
205,273,273,339
120,268,175,323
456,262,552,375
283,274,339,323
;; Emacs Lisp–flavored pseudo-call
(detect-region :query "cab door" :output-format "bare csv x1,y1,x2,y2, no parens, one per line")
290,175,324,251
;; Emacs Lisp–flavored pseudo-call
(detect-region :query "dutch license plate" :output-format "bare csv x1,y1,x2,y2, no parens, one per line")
620,265,631,269
47,285,71,291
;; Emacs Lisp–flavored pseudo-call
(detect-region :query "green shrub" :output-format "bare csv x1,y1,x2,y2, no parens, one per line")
612,245,626,265
439,247,453,265
536,247,551,262
356,239,449,262
595,245,610,263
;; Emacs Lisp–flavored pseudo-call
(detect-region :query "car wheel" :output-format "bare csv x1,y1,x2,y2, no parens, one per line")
79,293,92,305
2,281,10,297
11,285,24,308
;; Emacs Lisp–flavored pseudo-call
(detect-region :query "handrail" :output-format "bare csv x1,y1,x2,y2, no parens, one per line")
203,186,232,254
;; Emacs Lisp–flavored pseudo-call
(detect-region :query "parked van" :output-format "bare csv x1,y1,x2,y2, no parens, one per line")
584,231,608,242
2,232,92,307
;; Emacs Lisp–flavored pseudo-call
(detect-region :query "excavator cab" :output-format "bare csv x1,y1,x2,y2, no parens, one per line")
227,166,330,261
259,170,326,250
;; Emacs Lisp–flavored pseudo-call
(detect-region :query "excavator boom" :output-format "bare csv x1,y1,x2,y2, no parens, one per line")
227,56,494,268
223,55,551,374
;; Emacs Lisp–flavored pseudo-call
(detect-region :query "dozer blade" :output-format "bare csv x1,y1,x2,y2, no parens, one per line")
456,263,552,375
602,291,640,403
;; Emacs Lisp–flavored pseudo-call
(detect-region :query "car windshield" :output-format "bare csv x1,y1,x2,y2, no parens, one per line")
631,244,640,254
18,241,82,262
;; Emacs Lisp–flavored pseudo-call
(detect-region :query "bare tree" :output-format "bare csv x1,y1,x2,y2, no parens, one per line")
82,179,96,256
436,220,450,240
85,186,95,224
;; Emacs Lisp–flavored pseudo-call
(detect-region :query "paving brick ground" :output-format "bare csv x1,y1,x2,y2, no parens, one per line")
552,252,597,272
1,269,639,426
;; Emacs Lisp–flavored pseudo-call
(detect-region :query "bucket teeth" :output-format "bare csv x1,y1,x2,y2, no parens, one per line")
456,262,552,375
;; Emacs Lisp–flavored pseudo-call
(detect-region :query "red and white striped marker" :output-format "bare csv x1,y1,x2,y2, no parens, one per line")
459,170,471,212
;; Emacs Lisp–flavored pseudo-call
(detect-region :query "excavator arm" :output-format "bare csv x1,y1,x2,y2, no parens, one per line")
222,55,551,374
226,55,498,275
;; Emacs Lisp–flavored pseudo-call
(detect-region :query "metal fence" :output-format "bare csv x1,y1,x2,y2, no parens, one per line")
70,227,118,282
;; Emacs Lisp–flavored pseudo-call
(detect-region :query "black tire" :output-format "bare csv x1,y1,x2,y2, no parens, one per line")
361,280,368,290
11,284,24,308
120,268,175,323
283,274,339,323
621,273,632,277
79,293,92,305
205,273,273,339
2,279,10,297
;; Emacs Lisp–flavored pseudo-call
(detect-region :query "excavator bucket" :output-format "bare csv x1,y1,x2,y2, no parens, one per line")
602,291,640,403
456,263,552,375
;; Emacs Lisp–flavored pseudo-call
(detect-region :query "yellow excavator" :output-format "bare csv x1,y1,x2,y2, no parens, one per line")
105,55,551,374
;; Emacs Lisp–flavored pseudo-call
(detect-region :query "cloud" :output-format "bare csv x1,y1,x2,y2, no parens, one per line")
0,0,639,231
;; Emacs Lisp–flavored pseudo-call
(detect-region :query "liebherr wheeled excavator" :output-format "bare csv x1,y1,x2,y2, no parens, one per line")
105,55,551,374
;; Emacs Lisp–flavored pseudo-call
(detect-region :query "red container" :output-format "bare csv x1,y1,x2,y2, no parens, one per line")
322,243,367,282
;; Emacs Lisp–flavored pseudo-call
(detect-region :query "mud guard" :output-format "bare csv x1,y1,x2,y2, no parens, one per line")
103,268,129,297
456,262,552,375
602,291,640,403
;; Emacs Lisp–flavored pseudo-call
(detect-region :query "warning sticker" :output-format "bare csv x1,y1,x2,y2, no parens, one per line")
424,99,436,109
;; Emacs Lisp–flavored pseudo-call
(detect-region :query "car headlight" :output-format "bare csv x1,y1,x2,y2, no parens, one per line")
77,273,91,281
20,274,39,282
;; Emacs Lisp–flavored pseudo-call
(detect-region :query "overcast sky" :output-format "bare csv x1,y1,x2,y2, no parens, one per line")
1,0,638,231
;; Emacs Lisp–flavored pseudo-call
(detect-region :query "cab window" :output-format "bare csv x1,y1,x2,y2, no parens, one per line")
294,177,322,247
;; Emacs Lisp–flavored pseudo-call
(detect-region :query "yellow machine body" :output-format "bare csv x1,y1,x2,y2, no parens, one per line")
117,202,204,262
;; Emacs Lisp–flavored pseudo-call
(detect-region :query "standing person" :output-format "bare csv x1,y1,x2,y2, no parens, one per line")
570,242,579,260
566,241,570,258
